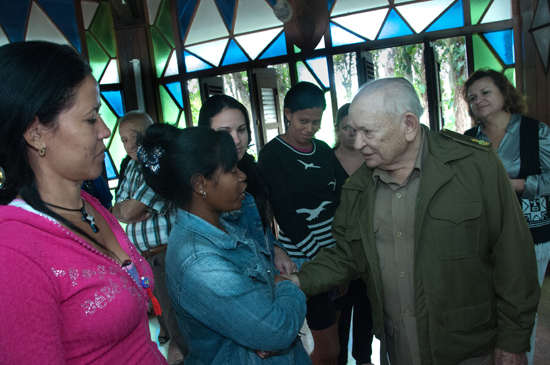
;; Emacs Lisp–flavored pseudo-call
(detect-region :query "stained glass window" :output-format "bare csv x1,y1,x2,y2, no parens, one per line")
185,51,213,72
160,85,181,126
472,34,502,71
426,0,464,33
332,9,387,40
235,27,283,60
484,29,514,65
165,82,184,108
222,39,250,66
186,38,228,67
101,90,125,118
378,9,413,39
260,32,287,59
330,23,365,47
305,57,331,89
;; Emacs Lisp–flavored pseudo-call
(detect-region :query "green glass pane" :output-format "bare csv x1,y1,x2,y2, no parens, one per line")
294,45,301,53
473,34,502,71
151,27,171,78
504,68,516,87
471,0,491,25
100,96,118,131
86,32,110,81
108,126,127,177
160,85,180,125
90,3,117,57
156,0,175,48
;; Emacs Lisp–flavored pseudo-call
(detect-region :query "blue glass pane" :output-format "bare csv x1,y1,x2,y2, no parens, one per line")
0,0,30,42
184,51,213,72
330,22,365,47
104,151,117,179
221,39,249,66
260,31,287,59
165,82,184,108
426,0,464,33
265,0,276,6
101,91,125,117
306,57,330,89
328,0,335,11
177,0,199,41
37,0,81,52
378,9,413,39
484,29,515,65
215,0,236,31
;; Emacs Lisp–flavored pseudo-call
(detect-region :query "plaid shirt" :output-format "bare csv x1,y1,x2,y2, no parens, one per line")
116,160,174,253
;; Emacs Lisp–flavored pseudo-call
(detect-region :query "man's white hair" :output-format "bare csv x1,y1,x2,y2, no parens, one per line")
352,77,424,119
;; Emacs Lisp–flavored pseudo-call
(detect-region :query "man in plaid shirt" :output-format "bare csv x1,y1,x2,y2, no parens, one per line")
113,111,187,361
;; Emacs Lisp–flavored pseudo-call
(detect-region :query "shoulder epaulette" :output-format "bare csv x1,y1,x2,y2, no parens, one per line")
440,128,493,150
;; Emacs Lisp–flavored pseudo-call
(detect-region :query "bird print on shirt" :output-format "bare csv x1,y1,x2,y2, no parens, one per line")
296,201,331,221
328,179,336,191
297,159,321,170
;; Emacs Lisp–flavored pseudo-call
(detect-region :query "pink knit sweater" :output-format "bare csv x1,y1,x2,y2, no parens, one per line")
0,192,168,364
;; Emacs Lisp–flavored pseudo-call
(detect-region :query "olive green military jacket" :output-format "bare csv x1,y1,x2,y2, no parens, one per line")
297,127,541,364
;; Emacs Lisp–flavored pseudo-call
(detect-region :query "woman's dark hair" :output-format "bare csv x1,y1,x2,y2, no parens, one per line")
139,124,238,211
0,41,107,249
198,95,272,230
198,95,252,145
462,68,527,124
283,82,326,129
333,103,351,148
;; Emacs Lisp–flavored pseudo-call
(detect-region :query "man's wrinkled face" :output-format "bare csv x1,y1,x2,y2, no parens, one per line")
349,94,408,171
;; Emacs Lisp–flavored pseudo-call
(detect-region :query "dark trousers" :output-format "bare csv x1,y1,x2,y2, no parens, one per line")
148,250,189,358
337,279,374,365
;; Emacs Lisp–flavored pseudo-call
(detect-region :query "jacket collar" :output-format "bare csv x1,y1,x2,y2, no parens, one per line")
175,209,248,250
345,125,474,193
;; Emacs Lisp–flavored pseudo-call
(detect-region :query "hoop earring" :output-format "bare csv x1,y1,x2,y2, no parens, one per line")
39,147,46,156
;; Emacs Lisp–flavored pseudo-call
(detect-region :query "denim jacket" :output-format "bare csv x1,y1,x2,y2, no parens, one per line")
165,209,310,365
222,192,285,264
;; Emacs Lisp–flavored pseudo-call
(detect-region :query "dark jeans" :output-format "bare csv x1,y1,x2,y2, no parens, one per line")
148,250,189,358
337,279,373,365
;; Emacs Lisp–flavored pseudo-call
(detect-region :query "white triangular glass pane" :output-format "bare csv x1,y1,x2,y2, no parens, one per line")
235,27,283,60
481,0,512,23
100,59,120,84
234,0,280,34
164,50,179,76
331,0,388,16
315,36,325,50
81,1,99,30
533,0,550,28
332,9,388,40
185,0,229,45
26,2,71,46
533,28,550,71
397,0,453,33
0,25,9,46
186,38,228,67
394,0,415,3
147,0,162,25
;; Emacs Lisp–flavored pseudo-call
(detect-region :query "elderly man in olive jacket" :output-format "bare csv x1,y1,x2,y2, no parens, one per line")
286,78,540,365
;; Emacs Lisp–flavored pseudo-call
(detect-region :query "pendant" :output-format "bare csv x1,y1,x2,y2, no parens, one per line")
80,207,99,233
140,277,150,288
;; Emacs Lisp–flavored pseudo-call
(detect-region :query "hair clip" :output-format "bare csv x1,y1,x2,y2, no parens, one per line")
137,145,164,175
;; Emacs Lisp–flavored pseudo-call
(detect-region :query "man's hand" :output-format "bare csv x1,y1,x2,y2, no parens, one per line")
494,348,527,365
279,273,301,289
273,246,298,274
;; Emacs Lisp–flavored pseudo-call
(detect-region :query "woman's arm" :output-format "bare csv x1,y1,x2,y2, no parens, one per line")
0,245,65,364
523,122,550,199
175,254,306,351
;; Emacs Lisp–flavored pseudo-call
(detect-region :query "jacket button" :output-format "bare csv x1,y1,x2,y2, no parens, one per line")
396,232,402,238
396,193,402,198
399,272,405,278
404,310,411,316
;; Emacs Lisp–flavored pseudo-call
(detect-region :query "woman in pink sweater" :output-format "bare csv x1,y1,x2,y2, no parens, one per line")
0,41,168,364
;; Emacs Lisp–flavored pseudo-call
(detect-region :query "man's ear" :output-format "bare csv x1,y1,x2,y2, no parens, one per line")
23,116,46,151
402,112,420,142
